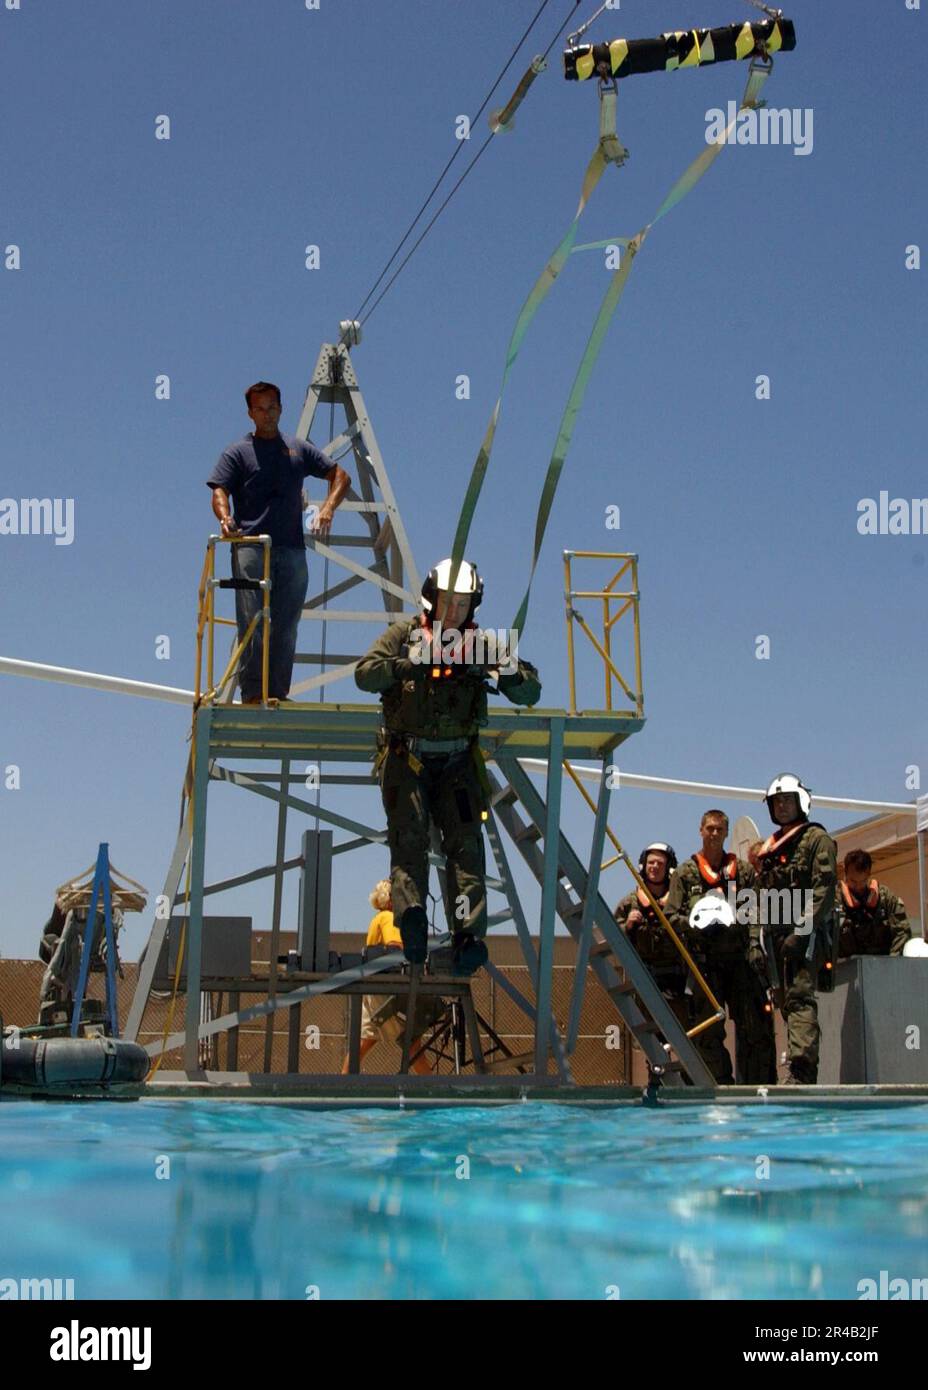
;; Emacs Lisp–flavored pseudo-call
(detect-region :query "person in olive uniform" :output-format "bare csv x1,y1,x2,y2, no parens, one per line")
836,849,911,959
354,558,541,976
614,843,691,1032
754,773,837,1085
666,809,776,1086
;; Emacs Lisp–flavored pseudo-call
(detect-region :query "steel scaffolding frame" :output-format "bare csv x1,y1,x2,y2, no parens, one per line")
125,338,714,1090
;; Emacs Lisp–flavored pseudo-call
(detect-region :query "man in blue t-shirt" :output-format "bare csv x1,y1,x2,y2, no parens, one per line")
207,381,350,703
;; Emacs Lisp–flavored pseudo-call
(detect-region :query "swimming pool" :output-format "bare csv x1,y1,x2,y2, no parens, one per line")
1,1099,926,1300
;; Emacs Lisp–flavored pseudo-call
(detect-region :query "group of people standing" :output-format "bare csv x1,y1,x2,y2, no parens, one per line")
615,777,912,1086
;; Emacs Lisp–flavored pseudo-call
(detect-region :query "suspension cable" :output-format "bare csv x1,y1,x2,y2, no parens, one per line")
350,0,557,324
350,0,582,331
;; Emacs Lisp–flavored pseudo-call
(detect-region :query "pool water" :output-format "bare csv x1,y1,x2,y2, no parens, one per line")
1,1100,926,1300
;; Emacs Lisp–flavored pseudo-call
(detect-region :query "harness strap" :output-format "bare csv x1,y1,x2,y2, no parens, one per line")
445,84,623,601
510,58,770,636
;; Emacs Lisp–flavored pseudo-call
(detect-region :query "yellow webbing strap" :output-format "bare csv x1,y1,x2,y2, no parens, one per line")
445,86,626,598
509,60,771,635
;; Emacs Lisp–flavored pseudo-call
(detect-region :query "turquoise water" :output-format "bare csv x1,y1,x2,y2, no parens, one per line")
1,1100,927,1300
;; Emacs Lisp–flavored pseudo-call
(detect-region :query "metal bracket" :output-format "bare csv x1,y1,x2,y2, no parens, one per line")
598,79,629,167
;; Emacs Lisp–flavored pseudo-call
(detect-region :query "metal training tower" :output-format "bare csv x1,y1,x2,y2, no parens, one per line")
126,333,715,1092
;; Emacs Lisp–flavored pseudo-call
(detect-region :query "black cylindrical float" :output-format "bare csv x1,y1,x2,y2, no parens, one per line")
564,17,796,81
1,1030,149,1088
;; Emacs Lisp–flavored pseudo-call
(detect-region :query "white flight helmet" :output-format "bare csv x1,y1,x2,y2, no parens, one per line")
903,937,928,958
421,558,483,621
689,892,736,934
764,772,812,821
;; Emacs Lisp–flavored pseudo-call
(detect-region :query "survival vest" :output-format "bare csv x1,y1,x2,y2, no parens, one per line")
380,619,489,741
617,885,682,971
682,852,746,957
756,820,834,939
757,821,828,889
837,879,893,956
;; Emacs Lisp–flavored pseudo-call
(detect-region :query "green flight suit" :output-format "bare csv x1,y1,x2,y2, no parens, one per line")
355,617,541,938
665,855,776,1086
755,821,837,1083
836,882,911,959
613,885,693,1036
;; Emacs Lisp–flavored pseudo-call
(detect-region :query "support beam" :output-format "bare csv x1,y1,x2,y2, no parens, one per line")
534,717,564,1074
125,816,192,1040
262,757,290,1072
566,753,612,1054
184,708,213,1073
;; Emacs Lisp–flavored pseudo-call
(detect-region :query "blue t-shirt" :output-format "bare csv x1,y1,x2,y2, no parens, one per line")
207,432,335,548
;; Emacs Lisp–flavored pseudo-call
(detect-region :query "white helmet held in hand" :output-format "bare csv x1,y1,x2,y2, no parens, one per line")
689,891,736,934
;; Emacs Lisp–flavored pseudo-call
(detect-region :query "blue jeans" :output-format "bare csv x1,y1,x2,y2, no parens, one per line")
231,544,308,700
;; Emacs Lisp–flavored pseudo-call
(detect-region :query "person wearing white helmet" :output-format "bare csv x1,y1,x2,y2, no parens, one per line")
355,558,541,977
666,809,776,1085
754,773,837,1085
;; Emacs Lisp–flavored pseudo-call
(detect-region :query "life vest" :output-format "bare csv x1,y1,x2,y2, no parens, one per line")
694,851,738,889
380,618,489,740
759,821,808,861
840,879,879,912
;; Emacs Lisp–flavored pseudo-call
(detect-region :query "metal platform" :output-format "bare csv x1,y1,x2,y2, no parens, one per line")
206,702,643,761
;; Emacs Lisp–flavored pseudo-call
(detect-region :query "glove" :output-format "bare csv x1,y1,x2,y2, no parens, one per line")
394,648,430,681
480,631,518,676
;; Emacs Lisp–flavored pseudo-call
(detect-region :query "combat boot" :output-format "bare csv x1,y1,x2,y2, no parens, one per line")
399,905,429,965
451,931,488,977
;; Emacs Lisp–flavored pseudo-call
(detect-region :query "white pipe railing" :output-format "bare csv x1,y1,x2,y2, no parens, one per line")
521,762,917,817
0,655,918,815
0,657,194,707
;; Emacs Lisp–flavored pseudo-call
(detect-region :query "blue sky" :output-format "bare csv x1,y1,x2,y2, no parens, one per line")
1,0,925,961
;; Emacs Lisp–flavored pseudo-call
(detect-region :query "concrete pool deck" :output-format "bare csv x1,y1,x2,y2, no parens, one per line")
7,1074,928,1107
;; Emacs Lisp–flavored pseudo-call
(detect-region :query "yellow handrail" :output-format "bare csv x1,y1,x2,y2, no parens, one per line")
195,535,272,707
563,550,643,716
562,757,724,1034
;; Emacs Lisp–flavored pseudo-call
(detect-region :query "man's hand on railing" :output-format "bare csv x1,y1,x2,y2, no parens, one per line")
309,503,334,538
220,515,241,538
